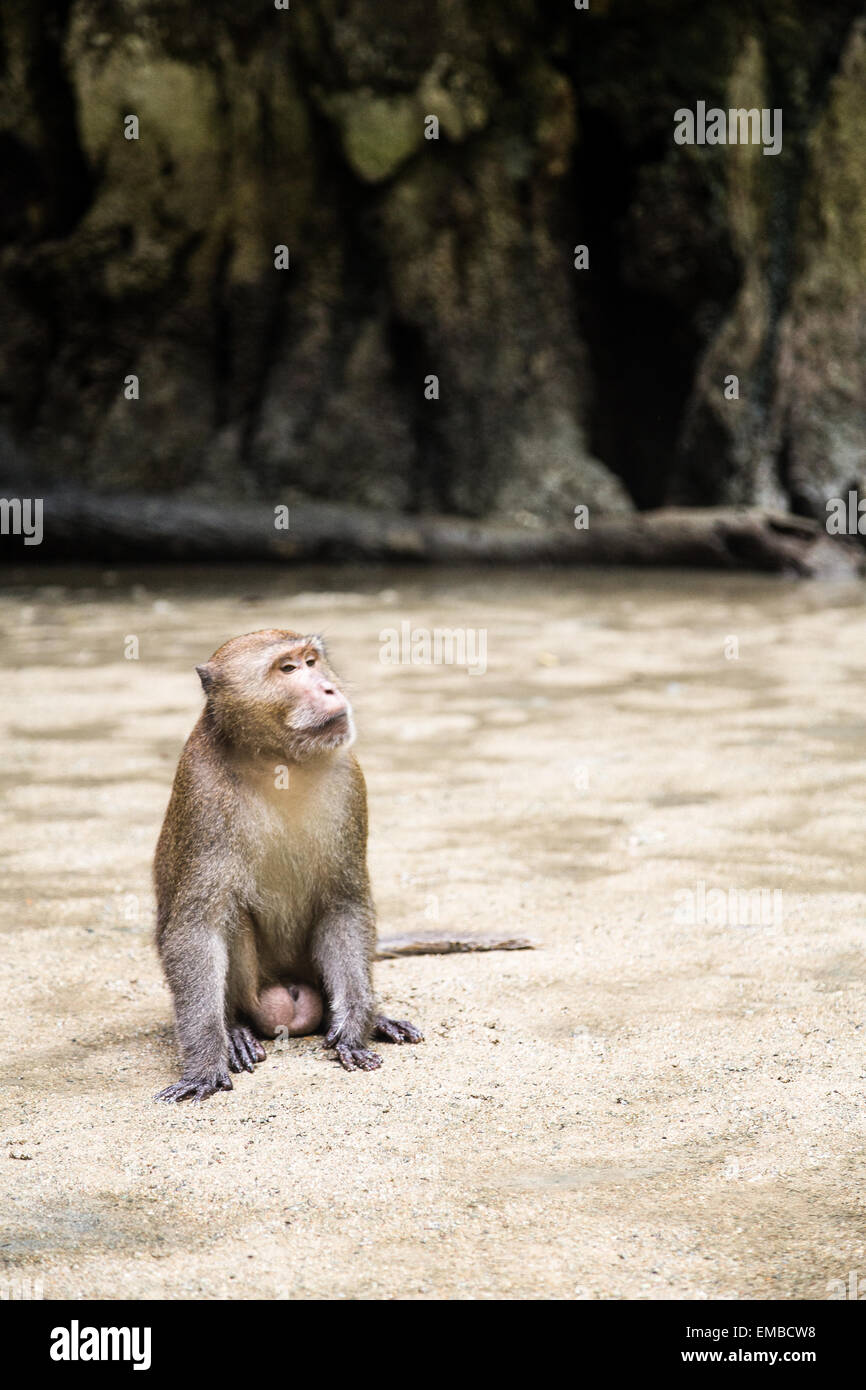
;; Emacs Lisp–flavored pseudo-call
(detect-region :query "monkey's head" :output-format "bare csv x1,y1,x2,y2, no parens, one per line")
196,629,356,761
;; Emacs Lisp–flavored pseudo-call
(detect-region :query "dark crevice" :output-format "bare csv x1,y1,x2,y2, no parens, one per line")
776,431,807,517
237,287,289,472
210,234,235,431
386,315,448,514
569,115,733,511
0,1,93,243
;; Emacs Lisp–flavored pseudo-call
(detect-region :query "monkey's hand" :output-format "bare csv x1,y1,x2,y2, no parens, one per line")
227,1024,267,1073
154,1069,233,1103
373,1016,424,1045
333,1043,382,1072
323,1026,382,1072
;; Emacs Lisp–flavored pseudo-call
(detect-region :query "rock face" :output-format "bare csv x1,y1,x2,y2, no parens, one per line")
769,20,866,519
0,1,862,524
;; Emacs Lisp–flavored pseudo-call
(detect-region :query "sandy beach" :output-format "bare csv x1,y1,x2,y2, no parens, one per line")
2,564,865,1300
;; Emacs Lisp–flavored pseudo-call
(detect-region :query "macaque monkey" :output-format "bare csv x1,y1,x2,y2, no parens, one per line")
154,629,422,1103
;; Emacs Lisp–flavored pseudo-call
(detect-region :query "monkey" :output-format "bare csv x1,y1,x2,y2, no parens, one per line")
153,629,422,1103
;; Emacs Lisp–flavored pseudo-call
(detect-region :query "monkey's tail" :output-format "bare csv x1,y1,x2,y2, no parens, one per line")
375,932,534,959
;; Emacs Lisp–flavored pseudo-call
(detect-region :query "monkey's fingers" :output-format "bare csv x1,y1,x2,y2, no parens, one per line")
332,1042,382,1072
228,1025,266,1073
154,1071,233,1104
373,1016,424,1045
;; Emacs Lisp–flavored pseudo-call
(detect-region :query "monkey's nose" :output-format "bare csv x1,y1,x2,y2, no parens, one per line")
316,690,349,722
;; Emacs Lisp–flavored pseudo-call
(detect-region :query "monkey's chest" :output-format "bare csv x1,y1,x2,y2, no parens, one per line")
240,794,342,936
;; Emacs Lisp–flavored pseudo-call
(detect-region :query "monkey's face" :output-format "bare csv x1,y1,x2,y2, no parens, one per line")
198,629,356,761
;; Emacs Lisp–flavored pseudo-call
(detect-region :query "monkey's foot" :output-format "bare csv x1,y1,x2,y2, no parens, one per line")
154,1069,233,1104
374,1016,424,1045
328,1040,382,1072
227,1024,267,1073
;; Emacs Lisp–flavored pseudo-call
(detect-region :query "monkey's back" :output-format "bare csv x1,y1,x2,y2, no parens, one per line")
153,715,239,942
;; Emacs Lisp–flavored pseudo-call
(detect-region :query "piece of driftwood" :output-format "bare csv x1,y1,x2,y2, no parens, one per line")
2,490,861,577
375,933,535,958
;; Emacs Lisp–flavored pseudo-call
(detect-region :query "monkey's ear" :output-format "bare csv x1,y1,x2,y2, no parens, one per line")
196,662,217,694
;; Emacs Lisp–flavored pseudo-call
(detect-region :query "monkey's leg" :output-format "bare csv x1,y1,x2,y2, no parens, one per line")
226,912,267,1073
312,909,381,1072
155,923,234,1103
373,1017,424,1045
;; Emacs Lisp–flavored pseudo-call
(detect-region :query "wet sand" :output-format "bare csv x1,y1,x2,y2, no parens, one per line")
1,564,865,1300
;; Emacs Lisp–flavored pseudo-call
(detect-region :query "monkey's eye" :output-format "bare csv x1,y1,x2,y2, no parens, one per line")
280,662,298,673
305,657,316,666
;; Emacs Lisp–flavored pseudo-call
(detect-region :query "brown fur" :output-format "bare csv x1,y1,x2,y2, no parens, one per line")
153,629,421,1102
